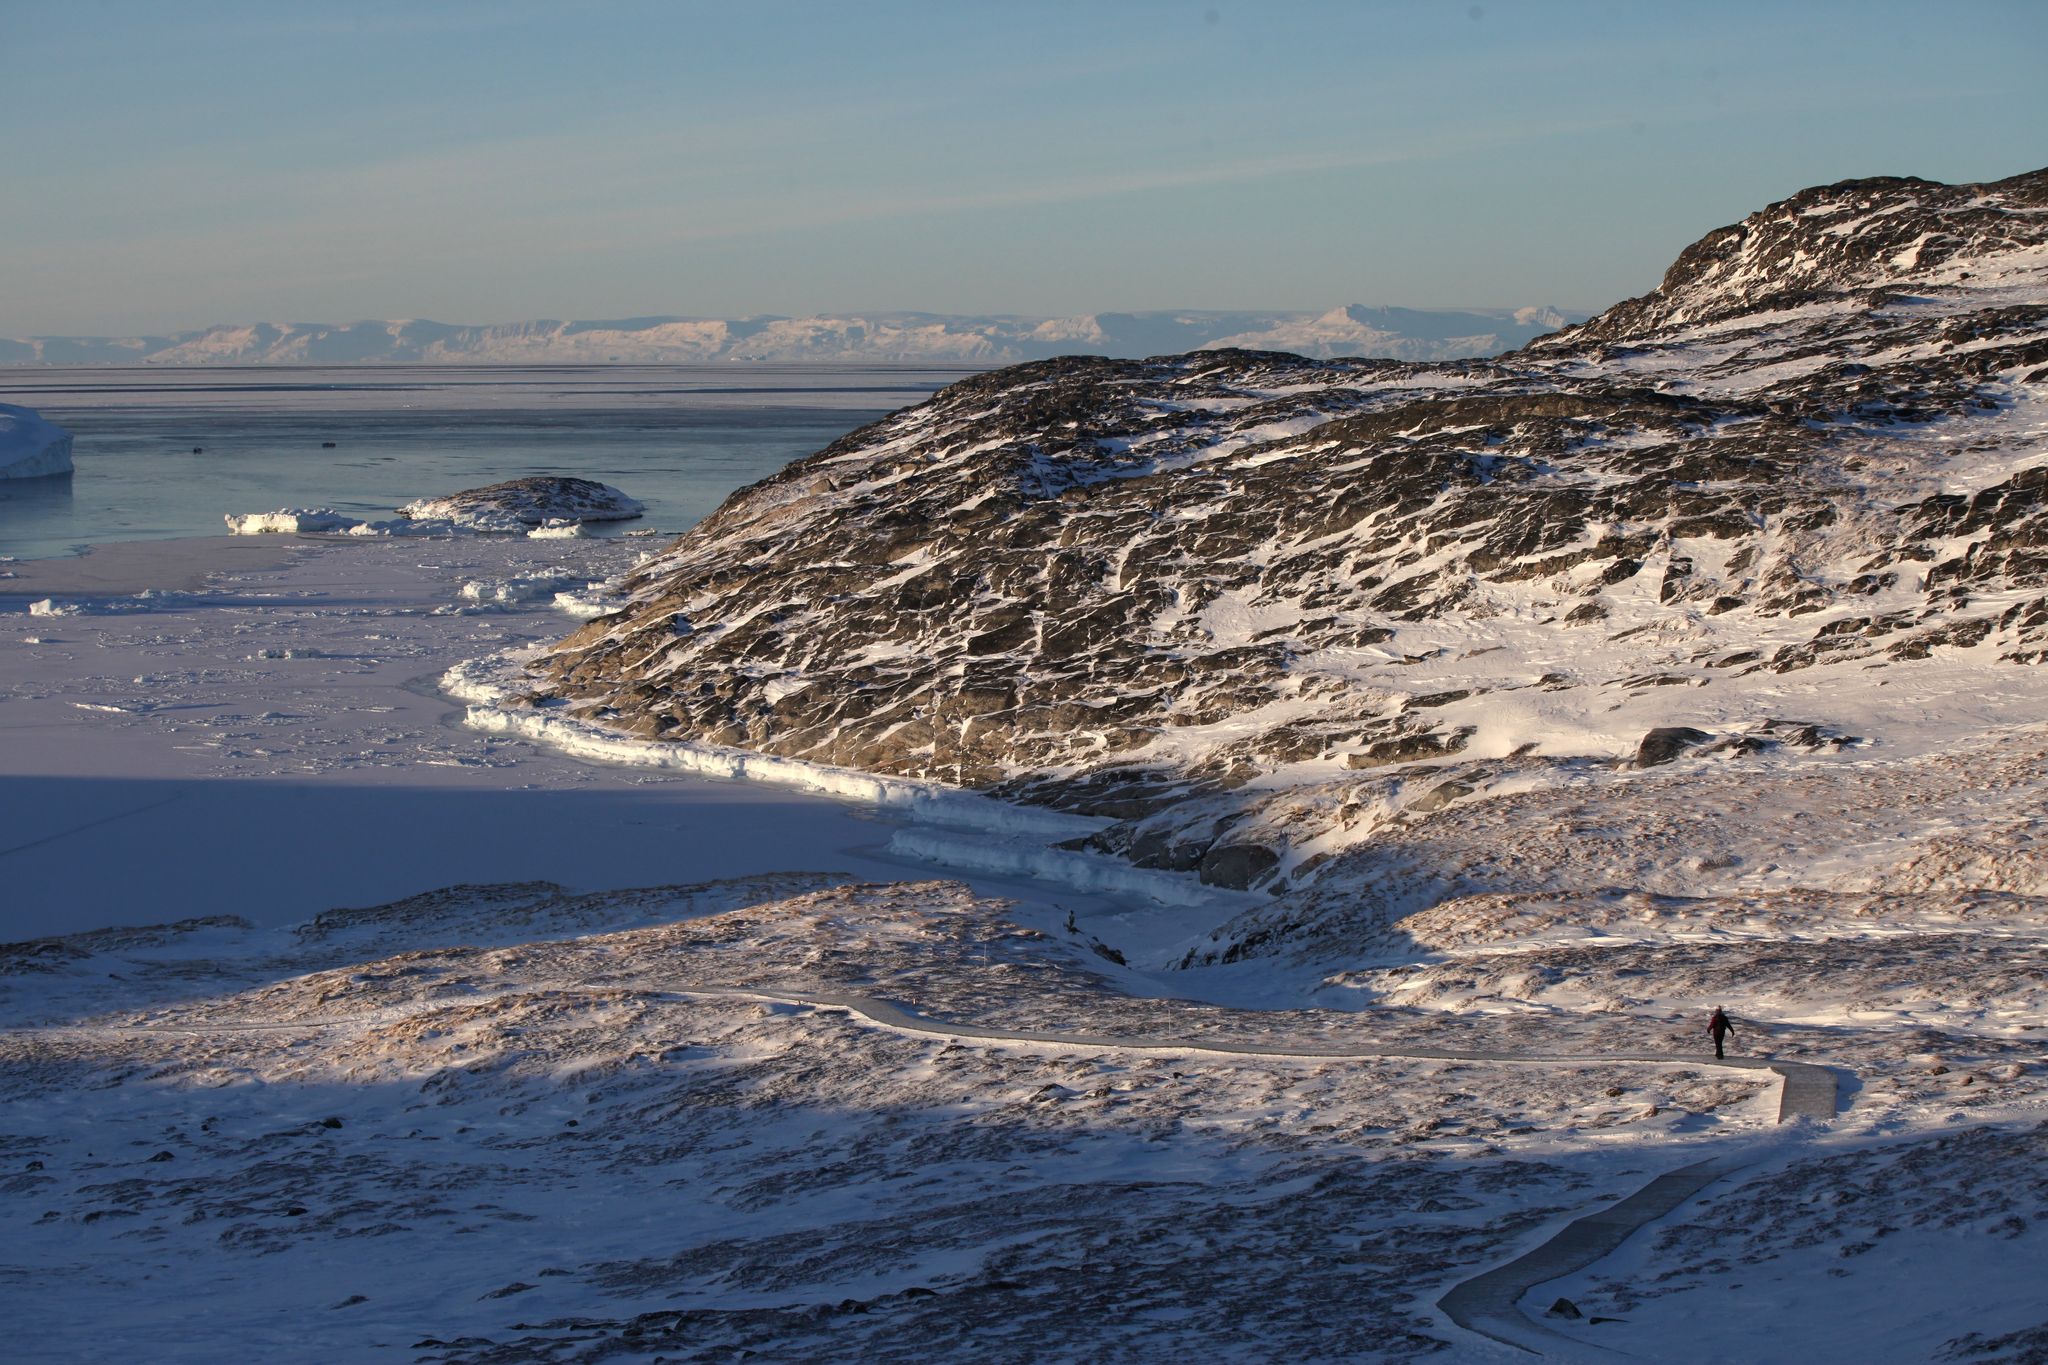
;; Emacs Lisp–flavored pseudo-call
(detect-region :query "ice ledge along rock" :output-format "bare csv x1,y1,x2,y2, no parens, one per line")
0,402,74,479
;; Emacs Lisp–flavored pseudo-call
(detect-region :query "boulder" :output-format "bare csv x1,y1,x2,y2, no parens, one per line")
1635,727,1715,768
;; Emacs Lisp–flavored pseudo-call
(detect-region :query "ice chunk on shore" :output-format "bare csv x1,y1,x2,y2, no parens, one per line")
459,571,584,608
225,509,363,535
553,585,626,619
0,403,75,479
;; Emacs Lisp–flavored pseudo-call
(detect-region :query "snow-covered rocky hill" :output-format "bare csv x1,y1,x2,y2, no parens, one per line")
0,305,1580,367
494,167,2048,978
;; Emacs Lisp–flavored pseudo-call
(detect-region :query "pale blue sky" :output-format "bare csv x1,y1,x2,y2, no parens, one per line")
3,0,2044,334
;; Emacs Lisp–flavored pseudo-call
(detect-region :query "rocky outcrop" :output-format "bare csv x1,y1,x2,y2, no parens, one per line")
492,167,2048,952
1538,169,2048,344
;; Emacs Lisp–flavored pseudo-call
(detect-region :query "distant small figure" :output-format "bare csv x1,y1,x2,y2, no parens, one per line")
1707,1006,1734,1059
1063,908,1077,934
190,446,203,454
321,441,337,448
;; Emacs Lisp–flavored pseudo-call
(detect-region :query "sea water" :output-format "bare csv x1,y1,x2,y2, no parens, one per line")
0,364,981,560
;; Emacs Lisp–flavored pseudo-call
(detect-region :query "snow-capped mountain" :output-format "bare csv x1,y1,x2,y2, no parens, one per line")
496,167,2048,972
0,306,1583,367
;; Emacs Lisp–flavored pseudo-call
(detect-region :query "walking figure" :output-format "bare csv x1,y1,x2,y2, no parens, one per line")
1707,1006,1734,1059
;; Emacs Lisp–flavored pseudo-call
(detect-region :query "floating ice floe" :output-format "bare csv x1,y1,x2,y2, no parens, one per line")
400,476,643,531
228,476,643,538
0,403,76,479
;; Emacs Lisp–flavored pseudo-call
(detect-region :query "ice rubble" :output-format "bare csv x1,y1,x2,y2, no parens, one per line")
27,589,210,617
223,508,368,535
0,402,75,479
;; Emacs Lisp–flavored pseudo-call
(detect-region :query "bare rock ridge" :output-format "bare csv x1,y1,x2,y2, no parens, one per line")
501,167,2048,968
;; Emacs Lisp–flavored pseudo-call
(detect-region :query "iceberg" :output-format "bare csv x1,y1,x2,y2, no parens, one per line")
398,476,643,531
228,477,644,538
0,403,75,479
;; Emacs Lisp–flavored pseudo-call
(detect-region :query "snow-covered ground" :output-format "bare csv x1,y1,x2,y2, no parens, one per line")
2,530,2044,1361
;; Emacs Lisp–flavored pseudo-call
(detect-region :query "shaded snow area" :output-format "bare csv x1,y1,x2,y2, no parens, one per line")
228,475,642,537
0,402,74,479
3,873,2043,1362
0,880,1799,1363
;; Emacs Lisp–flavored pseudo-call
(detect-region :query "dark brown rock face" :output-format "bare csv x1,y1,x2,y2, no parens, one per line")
501,167,2048,915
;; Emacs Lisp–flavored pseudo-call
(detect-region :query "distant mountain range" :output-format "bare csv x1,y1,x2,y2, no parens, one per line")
0,306,1583,366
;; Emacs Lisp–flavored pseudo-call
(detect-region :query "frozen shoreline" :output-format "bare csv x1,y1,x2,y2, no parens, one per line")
0,530,1216,956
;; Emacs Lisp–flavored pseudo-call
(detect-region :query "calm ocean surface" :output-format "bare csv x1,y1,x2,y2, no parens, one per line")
0,364,983,561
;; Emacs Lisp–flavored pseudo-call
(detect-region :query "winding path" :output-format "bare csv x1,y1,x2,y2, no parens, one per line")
684,988,1833,1359
663,986,1837,1123
7,982,1837,1357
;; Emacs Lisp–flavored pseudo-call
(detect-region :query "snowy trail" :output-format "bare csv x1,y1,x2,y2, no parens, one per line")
661,987,1838,1123
0,981,1839,1121
1434,1155,1749,1359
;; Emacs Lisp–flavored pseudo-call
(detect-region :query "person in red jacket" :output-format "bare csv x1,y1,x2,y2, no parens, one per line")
1707,1007,1734,1059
